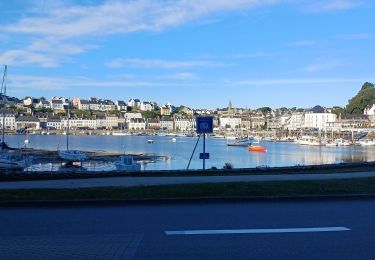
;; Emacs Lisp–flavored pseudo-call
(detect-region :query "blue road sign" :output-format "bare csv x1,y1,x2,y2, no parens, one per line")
196,117,213,134
199,153,210,159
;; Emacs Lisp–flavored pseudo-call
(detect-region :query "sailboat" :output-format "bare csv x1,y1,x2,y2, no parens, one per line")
0,65,30,169
58,102,87,161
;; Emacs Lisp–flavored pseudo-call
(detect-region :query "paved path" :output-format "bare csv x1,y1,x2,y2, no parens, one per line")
1,199,375,259
1,171,375,190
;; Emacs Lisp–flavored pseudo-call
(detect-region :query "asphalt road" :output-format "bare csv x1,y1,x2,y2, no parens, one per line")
1,199,375,259
2,171,375,190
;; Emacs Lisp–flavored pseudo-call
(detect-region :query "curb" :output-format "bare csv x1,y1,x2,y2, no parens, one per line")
2,194,375,208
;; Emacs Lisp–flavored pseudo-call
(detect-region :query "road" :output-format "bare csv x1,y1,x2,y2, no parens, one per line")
1,171,375,190
1,199,375,259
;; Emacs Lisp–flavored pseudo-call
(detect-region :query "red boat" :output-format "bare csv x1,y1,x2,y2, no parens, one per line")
248,144,267,152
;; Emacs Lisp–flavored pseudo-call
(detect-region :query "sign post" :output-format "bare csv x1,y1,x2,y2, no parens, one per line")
196,117,213,172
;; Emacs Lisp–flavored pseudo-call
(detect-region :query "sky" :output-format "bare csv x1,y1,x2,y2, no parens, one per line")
0,0,374,109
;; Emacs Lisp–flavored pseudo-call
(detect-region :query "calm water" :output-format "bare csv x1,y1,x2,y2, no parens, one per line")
5,134,375,171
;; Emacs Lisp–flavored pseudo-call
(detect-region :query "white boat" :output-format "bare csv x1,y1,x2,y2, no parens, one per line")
58,102,87,162
58,150,87,161
0,65,30,169
298,136,325,146
171,138,177,142
147,139,154,144
112,132,131,136
0,150,30,169
359,139,375,146
114,155,141,171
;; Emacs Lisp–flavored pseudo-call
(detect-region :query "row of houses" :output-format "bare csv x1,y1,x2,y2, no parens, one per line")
1,110,373,132
20,97,161,112
219,111,374,130
0,111,196,131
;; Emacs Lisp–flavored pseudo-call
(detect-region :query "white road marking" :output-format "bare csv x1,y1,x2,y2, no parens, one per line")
165,227,351,235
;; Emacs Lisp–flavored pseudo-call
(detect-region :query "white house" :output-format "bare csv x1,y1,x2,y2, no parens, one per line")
140,101,155,111
304,112,336,130
160,117,174,130
51,100,64,110
284,113,305,130
116,101,127,111
0,110,16,130
124,113,143,123
174,117,196,131
219,117,242,129
364,104,375,116
46,117,62,130
15,116,40,130
106,115,119,129
128,118,146,130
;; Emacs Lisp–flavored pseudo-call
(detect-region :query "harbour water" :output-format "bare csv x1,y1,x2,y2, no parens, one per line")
5,135,375,171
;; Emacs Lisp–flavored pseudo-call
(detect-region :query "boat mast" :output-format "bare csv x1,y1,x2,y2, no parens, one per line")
1,65,7,149
66,100,70,151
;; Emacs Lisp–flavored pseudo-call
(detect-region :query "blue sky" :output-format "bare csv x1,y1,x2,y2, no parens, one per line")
0,0,374,109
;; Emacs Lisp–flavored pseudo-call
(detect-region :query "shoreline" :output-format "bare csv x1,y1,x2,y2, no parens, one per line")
1,147,375,181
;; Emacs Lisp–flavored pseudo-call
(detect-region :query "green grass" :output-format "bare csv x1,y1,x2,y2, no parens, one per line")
2,177,375,202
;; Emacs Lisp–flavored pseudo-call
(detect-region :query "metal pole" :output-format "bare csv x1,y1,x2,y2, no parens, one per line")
186,135,200,170
203,133,206,172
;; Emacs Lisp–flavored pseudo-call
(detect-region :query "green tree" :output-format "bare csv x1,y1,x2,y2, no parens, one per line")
141,110,160,118
346,82,375,114
257,107,272,115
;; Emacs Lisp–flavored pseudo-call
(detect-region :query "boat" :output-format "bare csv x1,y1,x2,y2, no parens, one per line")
0,65,30,169
248,144,267,152
171,138,177,142
112,132,131,136
248,140,267,152
58,102,87,162
226,135,239,140
227,139,252,147
359,139,375,146
298,136,325,146
147,139,154,144
114,155,141,172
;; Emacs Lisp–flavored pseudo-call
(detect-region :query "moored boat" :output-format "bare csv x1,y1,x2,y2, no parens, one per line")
248,144,267,152
114,155,141,172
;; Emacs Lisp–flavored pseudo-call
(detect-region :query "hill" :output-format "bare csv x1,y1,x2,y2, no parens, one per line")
346,82,375,114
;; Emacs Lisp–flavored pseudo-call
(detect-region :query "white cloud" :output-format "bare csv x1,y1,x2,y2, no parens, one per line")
3,0,282,38
0,50,58,68
233,51,274,58
336,33,374,40
157,72,198,80
105,58,228,69
0,0,365,67
303,61,346,72
223,78,371,85
289,40,324,46
9,74,207,91
304,0,362,12
0,0,283,67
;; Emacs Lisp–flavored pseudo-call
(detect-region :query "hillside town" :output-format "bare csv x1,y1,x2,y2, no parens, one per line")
1,95,375,133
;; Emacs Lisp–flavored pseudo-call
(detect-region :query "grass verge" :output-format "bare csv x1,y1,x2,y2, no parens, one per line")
2,177,375,202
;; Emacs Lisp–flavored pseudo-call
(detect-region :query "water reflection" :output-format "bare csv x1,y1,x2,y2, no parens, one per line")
5,135,375,171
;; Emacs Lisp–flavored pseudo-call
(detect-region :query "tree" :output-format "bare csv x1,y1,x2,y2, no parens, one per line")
257,107,272,116
331,107,345,116
141,110,159,119
346,82,375,114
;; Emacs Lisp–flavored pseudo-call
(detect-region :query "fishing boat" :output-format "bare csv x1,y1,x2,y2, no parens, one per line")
114,155,141,172
58,102,87,162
